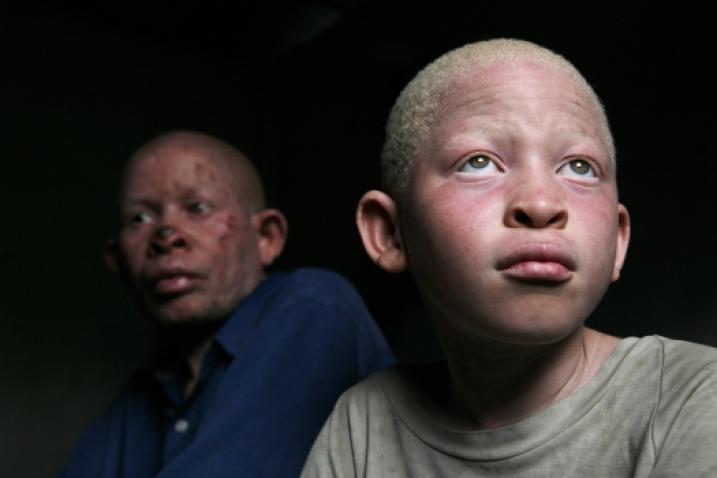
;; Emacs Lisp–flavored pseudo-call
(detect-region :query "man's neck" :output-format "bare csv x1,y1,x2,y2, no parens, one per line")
433,326,618,430
155,320,225,399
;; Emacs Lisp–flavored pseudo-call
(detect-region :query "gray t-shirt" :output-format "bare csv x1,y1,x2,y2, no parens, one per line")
302,336,717,477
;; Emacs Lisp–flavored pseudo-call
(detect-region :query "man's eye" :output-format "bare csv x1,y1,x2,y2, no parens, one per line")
188,202,210,214
458,154,501,176
129,212,152,226
557,159,597,179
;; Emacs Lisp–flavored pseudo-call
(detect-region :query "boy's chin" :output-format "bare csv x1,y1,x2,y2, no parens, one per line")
490,323,584,348
437,313,588,353
431,286,605,351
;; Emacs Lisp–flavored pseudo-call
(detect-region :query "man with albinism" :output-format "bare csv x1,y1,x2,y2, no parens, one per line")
59,130,394,478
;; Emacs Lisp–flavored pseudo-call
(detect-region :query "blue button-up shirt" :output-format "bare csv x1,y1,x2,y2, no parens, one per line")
59,268,395,478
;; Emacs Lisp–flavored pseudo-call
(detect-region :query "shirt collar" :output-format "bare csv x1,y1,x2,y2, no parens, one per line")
213,272,286,358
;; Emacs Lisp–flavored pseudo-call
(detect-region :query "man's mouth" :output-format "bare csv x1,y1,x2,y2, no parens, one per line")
145,268,200,296
496,243,576,283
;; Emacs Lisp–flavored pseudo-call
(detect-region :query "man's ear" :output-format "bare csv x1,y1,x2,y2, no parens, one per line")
252,209,288,267
103,239,122,275
356,190,407,273
611,203,631,281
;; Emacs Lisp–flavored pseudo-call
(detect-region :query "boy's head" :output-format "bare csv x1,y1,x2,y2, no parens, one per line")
357,39,630,347
381,38,615,204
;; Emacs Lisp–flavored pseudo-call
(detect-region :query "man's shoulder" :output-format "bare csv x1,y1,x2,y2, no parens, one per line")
97,369,158,415
272,267,360,298
242,268,393,366
261,268,367,313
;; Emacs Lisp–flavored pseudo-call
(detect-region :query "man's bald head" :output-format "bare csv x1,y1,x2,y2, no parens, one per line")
123,130,266,214
109,130,288,326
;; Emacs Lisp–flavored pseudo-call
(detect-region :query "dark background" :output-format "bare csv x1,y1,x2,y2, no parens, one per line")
2,2,715,476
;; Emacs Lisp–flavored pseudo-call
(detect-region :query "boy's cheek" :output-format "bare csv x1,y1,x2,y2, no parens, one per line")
408,182,502,231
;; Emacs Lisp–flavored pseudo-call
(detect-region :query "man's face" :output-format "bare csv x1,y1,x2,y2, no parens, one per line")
116,144,265,325
401,62,629,347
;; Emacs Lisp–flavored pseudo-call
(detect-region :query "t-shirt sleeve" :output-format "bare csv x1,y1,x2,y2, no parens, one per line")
301,393,358,478
650,339,717,477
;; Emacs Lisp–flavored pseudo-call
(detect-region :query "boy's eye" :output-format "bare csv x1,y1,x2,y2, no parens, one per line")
557,159,597,179
188,202,210,214
458,154,501,176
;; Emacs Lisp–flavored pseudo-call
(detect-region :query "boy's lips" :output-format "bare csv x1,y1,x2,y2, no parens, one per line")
496,243,576,282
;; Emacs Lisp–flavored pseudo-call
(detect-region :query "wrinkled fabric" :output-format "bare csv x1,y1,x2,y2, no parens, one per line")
60,268,395,478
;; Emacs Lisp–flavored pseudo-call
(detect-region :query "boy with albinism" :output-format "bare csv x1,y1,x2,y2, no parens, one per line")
301,38,717,477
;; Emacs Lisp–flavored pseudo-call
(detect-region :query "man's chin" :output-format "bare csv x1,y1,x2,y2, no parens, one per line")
145,301,217,326
138,292,236,328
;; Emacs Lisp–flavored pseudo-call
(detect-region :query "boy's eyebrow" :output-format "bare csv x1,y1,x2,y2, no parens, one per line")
436,131,611,173
550,127,613,161
441,117,607,148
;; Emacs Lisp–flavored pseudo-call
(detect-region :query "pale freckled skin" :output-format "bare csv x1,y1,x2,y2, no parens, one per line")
358,44,631,430
219,215,241,251
117,142,265,325
381,60,631,429
105,131,288,398
194,162,219,187
402,61,628,349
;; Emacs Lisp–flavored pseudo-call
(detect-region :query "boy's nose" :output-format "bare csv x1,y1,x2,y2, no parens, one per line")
504,178,568,229
148,224,188,256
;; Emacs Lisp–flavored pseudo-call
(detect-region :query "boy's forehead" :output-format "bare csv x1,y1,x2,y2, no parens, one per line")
428,61,612,159
440,61,596,116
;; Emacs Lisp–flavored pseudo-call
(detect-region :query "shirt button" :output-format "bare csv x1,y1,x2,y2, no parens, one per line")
174,419,190,433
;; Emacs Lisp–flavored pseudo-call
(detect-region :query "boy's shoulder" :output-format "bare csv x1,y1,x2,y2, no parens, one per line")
331,361,448,428
640,335,717,407
305,337,717,477
333,335,717,426
628,335,717,385
628,336,717,476
652,334,717,364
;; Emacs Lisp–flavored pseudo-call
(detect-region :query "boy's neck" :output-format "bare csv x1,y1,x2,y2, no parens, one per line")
434,326,618,430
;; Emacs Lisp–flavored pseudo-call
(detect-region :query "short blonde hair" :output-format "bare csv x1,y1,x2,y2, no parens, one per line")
381,38,615,201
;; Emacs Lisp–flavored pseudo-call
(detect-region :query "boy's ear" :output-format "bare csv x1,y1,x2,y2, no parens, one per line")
252,209,288,267
611,203,631,281
103,238,122,275
356,190,407,273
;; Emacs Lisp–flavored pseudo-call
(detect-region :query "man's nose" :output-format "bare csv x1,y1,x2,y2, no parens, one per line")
504,173,568,229
148,224,188,256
